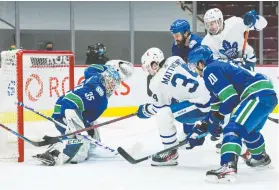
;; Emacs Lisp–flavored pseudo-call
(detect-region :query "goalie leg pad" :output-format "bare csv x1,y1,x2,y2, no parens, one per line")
62,137,91,164
156,107,178,149
34,136,91,166
86,121,102,155
64,109,87,136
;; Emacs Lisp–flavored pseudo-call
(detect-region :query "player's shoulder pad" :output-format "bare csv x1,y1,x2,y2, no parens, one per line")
201,34,211,46
204,60,224,75
191,33,203,42
164,56,184,68
189,39,198,49
84,73,102,86
224,16,242,26
84,64,107,79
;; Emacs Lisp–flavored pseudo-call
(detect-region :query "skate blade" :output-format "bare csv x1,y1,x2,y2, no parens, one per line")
151,161,178,167
251,163,274,170
205,174,236,183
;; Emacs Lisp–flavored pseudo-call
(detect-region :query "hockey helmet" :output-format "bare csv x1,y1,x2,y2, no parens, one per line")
170,19,191,34
141,47,164,76
187,45,213,70
204,8,224,34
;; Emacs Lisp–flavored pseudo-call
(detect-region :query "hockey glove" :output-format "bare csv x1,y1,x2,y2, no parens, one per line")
244,10,259,27
137,104,156,119
233,58,255,71
208,111,224,137
185,121,208,150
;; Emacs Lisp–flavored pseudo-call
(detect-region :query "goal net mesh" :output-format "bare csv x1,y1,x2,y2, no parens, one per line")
0,50,74,162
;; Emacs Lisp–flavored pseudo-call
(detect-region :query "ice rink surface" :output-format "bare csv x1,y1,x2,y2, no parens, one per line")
0,115,278,190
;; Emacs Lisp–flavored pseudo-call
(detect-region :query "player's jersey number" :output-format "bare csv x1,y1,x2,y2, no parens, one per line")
171,64,199,93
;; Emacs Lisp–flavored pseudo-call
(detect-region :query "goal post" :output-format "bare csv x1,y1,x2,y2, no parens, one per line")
0,50,75,162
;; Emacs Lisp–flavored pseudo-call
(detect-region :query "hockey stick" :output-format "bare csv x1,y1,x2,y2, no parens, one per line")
0,122,119,155
242,30,249,58
17,101,137,145
267,116,279,124
117,132,208,164
0,123,50,147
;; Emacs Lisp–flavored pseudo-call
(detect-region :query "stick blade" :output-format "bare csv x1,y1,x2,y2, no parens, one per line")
117,147,148,164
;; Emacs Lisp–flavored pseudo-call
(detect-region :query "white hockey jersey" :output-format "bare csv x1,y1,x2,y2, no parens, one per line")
202,16,267,62
149,56,210,110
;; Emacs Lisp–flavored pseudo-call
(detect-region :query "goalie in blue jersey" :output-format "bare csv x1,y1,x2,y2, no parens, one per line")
33,60,134,166
187,45,277,183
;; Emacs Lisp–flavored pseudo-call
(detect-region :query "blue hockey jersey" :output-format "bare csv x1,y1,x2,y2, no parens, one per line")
203,60,276,115
84,64,108,79
172,33,203,61
52,73,108,125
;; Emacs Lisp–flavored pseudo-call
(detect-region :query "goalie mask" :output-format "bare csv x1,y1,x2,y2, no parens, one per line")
105,60,134,81
204,8,224,35
100,65,122,98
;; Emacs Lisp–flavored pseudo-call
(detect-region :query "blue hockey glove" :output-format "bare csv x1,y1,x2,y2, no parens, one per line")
185,121,208,150
137,104,155,119
233,58,255,71
208,112,224,137
242,59,255,71
244,10,259,27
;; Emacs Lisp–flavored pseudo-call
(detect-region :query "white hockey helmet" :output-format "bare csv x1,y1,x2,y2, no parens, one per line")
204,8,224,34
105,60,134,81
141,47,164,76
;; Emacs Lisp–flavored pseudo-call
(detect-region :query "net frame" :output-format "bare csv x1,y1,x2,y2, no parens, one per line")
0,50,75,162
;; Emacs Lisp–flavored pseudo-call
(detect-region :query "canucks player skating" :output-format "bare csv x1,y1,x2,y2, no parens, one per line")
33,60,134,166
137,47,211,166
202,9,267,71
187,45,277,183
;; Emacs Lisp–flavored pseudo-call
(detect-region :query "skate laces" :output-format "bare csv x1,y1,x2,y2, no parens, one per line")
214,163,236,173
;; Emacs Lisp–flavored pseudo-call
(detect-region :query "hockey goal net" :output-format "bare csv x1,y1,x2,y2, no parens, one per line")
0,50,74,162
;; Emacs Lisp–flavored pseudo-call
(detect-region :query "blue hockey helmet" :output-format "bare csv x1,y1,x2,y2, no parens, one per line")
170,19,191,34
100,65,121,98
187,45,213,71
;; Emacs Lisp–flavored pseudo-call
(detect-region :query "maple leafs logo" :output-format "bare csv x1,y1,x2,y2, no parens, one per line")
219,40,238,59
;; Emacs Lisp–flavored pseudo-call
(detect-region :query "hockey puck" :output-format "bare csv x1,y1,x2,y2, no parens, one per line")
210,136,219,141
70,161,78,164
215,143,221,149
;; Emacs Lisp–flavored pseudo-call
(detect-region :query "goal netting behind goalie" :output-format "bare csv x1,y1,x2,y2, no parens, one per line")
0,50,74,162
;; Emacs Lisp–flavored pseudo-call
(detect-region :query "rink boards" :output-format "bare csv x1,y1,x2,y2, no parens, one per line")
0,65,278,123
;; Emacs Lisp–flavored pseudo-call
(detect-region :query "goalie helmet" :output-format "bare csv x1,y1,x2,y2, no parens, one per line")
204,8,224,35
141,47,164,76
100,65,121,98
105,60,134,81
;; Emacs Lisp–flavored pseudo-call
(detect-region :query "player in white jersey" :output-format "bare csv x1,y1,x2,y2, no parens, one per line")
136,47,211,166
202,9,267,71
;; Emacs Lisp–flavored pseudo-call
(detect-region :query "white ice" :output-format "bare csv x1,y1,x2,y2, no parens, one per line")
0,115,278,190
